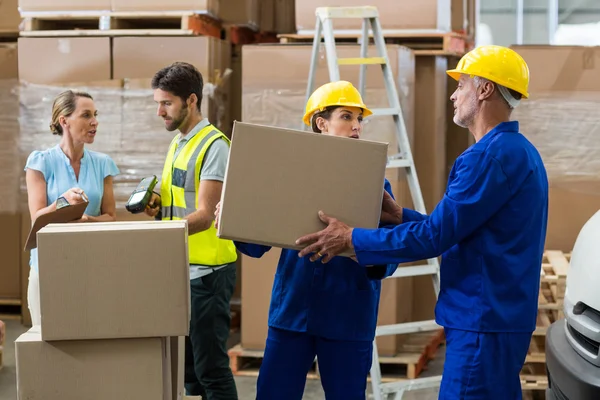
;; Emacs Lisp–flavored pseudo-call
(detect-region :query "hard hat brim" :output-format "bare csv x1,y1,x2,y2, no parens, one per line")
302,104,373,126
445,69,529,99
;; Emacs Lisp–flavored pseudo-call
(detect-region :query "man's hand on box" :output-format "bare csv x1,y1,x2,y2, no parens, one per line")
214,201,222,230
296,211,355,263
380,190,403,226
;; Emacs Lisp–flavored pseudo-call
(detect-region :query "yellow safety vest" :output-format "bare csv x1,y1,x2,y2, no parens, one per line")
160,124,238,266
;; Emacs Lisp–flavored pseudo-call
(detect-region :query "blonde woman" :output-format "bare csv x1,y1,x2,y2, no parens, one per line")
24,90,120,326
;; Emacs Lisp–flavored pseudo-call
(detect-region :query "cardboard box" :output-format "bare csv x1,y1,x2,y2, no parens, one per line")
0,0,21,31
295,0,470,32
217,121,388,250
510,45,600,252
36,221,190,341
15,328,175,400
19,0,111,12
111,0,219,16
220,0,259,27
18,37,111,85
0,214,21,299
0,44,18,80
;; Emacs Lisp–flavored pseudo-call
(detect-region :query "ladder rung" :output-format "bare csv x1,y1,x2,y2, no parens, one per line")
375,320,441,336
370,108,400,116
337,57,386,65
380,376,443,395
386,158,412,169
316,6,379,19
389,264,438,278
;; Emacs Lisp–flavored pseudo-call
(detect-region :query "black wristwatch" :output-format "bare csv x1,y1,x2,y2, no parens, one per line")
56,196,70,210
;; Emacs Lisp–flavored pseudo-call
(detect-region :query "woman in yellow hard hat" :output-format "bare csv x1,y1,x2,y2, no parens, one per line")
295,45,548,400
216,81,399,399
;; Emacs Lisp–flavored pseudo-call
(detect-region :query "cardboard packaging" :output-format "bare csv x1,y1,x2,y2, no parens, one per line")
0,214,21,299
111,0,219,16
510,45,600,252
17,37,111,85
220,0,259,27
36,221,190,341
0,44,18,80
18,0,111,12
15,328,182,400
217,121,388,250
0,0,21,31
295,0,470,32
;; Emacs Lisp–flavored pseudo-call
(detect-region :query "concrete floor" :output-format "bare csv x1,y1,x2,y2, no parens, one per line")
0,319,442,400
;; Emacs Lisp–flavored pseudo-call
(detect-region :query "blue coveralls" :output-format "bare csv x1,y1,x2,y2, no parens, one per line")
235,179,399,400
352,122,549,399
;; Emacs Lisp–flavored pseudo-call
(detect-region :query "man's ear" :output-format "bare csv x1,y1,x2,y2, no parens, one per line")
478,80,496,101
187,93,198,109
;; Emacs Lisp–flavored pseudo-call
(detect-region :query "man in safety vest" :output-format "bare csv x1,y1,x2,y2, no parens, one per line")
145,62,238,399
296,45,549,399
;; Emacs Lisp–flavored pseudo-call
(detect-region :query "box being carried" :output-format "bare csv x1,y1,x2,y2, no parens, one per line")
217,121,388,251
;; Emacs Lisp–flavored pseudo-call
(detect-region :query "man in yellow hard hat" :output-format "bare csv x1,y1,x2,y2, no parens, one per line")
296,45,549,399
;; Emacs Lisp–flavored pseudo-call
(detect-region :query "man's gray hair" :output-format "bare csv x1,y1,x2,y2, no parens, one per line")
473,76,521,109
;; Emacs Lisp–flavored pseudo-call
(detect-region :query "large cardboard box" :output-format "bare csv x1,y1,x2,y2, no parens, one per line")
19,0,111,12
17,37,111,85
0,214,21,300
36,221,190,341
511,45,600,252
218,122,388,250
0,44,18,80
295,0,470,32
111,0,219,16
0,0,20,31
220,0,259,27
15,328,178,400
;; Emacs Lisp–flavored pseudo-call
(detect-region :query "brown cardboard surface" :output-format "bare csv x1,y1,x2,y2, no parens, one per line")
220,0,259,26
17,38,111,85
19,0,111,11
111,0,218,15
0,0,20,31
36,221,190,341
15,329,168,400
259,0,275,32
217,122,388,251
0,44,18,80
0,214,21,299
170,336,185,400
112,36,225,83
295,0,457,32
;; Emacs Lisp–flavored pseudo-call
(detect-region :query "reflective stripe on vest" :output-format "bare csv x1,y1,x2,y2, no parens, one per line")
160,124,237,267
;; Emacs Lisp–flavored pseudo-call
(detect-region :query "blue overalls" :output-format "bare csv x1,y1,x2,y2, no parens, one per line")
235,179,399,400
352,122,549,399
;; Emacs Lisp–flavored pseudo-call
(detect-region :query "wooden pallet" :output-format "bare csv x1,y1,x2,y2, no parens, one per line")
223,25,278,45
227,329,444,382
535,250,570,336
277,31,473,56
19,11,221,38
521,362,548,392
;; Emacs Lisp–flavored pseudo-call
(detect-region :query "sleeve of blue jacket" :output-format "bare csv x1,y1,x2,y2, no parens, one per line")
234,241,271,258
352,151,512,265
363,179,400,279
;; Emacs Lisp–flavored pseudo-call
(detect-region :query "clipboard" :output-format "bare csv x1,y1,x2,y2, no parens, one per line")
24,201,89,251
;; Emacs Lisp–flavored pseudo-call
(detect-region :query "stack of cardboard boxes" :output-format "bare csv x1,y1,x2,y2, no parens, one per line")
14,220,190,399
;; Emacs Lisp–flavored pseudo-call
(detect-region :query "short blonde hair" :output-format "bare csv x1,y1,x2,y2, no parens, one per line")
49,90,93,135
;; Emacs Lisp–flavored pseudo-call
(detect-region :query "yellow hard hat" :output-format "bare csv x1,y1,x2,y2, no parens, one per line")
302,80,373,126
446,45,530,99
